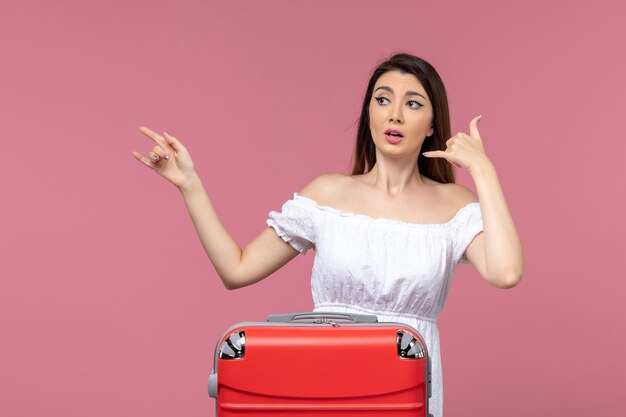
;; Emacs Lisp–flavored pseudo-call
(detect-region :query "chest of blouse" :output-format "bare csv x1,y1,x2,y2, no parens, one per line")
266,193,483,318
313,213,455,297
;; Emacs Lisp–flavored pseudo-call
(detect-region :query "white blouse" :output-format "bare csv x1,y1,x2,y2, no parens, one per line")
267,192,484,417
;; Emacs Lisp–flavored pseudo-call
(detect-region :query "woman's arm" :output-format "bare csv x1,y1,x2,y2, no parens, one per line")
463,161,523,288
423,116,523,288
133,127,299,290
179,174,299,290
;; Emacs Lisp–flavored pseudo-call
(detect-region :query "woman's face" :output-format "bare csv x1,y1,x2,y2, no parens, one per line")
368,70,434,159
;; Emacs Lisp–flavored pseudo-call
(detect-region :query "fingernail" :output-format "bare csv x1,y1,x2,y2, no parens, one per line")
477,115,482,123
164,131,170,136
151,155,158,161
164,155,169,160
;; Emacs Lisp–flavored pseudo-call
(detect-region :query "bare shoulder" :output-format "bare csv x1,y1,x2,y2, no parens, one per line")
298,173,351,204
442,182,478,208
423,177,478,210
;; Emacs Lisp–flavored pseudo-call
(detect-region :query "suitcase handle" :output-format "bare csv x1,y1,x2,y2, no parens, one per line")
267,312,379,323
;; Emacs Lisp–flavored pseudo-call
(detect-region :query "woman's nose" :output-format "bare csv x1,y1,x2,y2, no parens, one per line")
388,104,403,123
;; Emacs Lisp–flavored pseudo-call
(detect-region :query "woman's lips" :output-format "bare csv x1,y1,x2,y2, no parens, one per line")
385,133,403,144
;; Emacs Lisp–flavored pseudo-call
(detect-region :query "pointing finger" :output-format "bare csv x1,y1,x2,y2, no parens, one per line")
138,126,168,149
163,131,185,152
469,115,482,140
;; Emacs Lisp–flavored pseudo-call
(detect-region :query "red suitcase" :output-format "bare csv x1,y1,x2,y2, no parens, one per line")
208,312,432,416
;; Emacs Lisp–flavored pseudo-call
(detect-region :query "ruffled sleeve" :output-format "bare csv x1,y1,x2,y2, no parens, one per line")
266,193,316,255
452,203,484,264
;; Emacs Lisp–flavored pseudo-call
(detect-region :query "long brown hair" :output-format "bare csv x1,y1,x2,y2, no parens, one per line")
352,53,454,183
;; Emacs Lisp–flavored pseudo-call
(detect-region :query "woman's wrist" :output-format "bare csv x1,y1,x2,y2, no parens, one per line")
178,172,202,195
467,156,495,180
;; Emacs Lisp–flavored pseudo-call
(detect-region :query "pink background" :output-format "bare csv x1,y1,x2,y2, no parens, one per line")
1,1,624,416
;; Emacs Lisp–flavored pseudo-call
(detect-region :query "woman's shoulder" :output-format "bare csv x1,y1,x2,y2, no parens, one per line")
297,173,478,219
298,173,351,205
430,180,479,211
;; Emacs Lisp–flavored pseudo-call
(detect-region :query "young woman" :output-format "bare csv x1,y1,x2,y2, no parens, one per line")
132,53,523,417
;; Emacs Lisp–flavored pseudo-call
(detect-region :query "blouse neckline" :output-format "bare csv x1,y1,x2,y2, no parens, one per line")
293,192,479,230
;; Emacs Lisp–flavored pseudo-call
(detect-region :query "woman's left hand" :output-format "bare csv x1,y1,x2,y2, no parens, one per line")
422,115,491,175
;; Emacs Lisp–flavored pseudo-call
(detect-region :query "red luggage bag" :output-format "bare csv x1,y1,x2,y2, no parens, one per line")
208,312,432,416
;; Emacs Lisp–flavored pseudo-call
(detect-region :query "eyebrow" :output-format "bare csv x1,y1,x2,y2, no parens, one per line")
374,86,427,100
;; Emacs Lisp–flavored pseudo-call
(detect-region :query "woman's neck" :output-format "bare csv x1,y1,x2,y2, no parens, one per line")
363,155,425,197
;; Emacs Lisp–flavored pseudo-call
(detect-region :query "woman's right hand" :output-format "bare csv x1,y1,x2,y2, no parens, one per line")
132,126,198,191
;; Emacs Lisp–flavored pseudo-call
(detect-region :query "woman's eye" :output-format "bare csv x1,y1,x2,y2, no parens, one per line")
375,96,389,105
408,100,423,109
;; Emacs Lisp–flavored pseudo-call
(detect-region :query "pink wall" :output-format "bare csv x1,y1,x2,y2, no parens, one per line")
1,0,624,416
